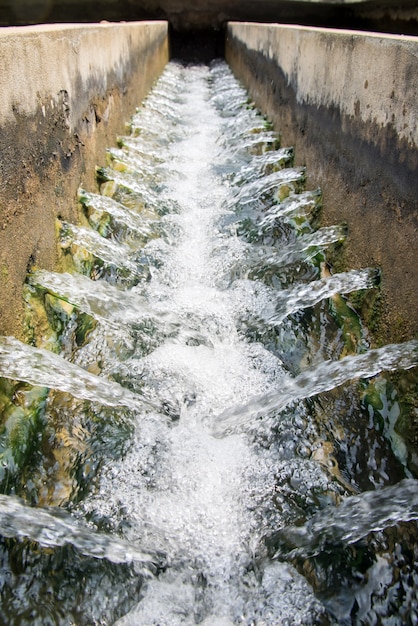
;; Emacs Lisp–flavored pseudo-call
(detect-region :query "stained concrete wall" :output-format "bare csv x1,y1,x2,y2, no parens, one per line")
226,23,418,344
0,21,169,337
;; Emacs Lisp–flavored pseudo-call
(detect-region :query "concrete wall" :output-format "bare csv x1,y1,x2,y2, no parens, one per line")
226,23,418,344
0,21,169,337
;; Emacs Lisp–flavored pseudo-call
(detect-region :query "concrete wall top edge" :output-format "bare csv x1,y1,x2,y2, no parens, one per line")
0,21,169,37
227,21,418,44
227,22,418,148
0,21,168,125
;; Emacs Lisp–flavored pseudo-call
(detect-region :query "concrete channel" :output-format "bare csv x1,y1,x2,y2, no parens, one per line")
0,20,417,344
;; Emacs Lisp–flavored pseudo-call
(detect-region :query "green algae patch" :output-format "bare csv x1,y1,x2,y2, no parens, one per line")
348,287,384,345
23,283,97,352
329,293,368,357
361,374,418,476
23,283,62,352
0,379,49,497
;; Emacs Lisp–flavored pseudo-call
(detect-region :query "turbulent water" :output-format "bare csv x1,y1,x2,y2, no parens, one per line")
0,61,417,625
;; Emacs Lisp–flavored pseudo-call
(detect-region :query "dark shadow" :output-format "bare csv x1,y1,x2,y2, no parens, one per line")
170,27,226,63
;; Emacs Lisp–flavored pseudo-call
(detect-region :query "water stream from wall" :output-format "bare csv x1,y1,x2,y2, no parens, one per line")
0,61,417,625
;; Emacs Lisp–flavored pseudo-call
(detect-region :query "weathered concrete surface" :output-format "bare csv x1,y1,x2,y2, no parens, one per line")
226,23,418,344
0,21,168,337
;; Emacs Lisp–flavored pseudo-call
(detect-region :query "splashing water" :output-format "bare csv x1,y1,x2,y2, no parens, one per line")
273,478,418,558
261,267,380,324
0,494,161,571
0,336,157,413
0,60,417,625
211,340,418,438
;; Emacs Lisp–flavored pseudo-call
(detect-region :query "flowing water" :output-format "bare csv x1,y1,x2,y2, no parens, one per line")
0,61,417,625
